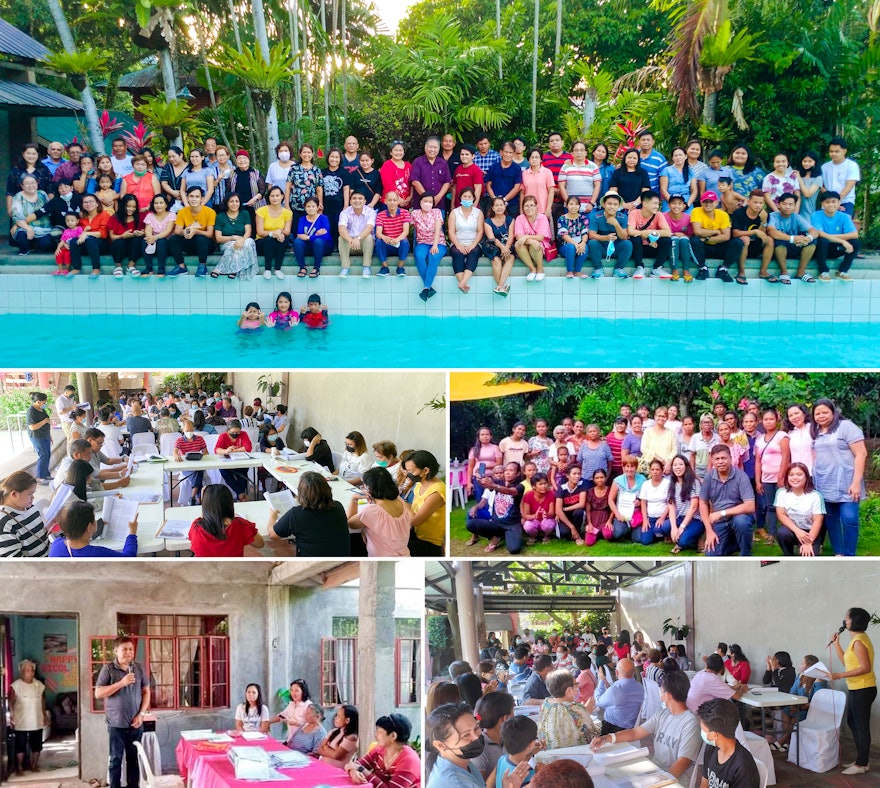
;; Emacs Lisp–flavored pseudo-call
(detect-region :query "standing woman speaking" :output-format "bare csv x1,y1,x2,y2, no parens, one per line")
829,607,876,775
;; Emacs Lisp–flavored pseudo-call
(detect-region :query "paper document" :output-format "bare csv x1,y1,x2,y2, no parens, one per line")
802,660,832,679
158,519,191,539
43,484,75,526
265,489,296,515
239,731,267,741
592,743,650,767
76,402,91,410
122,491,162,503
125,453,136,476
227,452,251,461
180,729,214,741
100,496,139,541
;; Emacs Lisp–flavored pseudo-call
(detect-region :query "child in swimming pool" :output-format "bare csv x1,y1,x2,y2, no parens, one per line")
299,293,329,329
267,291,299,329
55,212,84,275
238,301,268,330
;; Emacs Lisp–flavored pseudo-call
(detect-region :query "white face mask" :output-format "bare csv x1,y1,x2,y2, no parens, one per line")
278,151,291,162
184,431,194,440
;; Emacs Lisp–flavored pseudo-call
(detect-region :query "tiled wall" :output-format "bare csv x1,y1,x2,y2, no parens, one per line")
1,272,877,322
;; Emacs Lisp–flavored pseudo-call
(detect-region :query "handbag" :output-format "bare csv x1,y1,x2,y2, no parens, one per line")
525,217,558,260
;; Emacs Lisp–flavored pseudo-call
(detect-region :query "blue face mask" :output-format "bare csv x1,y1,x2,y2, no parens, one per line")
461,199,474,208
701,730,716,747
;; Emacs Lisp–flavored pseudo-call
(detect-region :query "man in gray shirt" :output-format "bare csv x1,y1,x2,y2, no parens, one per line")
95,636,150,788
590,671,702,783
699,444,756,557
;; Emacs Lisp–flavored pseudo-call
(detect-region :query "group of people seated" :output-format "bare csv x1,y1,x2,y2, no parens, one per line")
1,384,445,558
7,133,863,296
462,395,867,557
425,623,806,787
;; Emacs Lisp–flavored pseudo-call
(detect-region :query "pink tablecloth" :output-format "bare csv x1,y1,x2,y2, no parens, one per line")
175,735,353,788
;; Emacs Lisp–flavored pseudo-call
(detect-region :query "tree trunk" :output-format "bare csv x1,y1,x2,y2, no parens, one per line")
582,87,597,133
157,47,182,148
195,12,232,149
304,8,314,121
341,0,348,126
288,0,303,137
496,0,502,79
702,90,717,127
228,0,258,160
252,0,280,158
531,0,539,132
45,0,105,154
554,0,562,72
320,0,331,147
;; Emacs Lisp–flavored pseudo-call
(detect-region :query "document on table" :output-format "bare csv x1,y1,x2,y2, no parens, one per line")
179,729,214,741
100,496,139,541
122,491,162,503
226,452,251,461
265,489,296,515
157,519,191,539
43,484,74,526
592,743,650,768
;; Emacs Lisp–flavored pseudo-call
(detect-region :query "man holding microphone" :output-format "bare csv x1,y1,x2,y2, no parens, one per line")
95,636,150,788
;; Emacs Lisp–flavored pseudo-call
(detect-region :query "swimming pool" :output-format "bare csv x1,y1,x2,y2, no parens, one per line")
3,313,878,367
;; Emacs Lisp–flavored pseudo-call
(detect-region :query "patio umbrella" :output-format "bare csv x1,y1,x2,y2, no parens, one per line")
450,372,547,401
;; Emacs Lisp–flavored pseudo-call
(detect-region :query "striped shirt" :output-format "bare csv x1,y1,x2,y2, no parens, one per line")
375,208,412,239
174,435,207,455
0,506,50,557
542,151,573,185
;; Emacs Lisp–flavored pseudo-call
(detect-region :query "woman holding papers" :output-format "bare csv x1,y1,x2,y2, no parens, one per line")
267,472,350,557
829,607,877,775
0,471,50,557
188,484,264,557
347,468,412,557
48,499,138,557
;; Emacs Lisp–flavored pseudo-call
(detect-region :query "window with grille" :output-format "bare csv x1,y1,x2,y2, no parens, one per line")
395,618,421,707
89,614,229,712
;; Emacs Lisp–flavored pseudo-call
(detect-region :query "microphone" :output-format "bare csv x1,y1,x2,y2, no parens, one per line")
827,625,845,648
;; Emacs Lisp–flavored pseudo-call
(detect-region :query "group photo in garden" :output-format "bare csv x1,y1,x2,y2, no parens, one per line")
449,372,880,558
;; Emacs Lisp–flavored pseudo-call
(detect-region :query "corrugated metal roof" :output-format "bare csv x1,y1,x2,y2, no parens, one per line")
118,65,199,89
0,79,82,111
0,17,51,61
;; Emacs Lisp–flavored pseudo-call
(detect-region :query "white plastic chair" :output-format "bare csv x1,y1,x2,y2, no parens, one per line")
755,758,769,788
788,688,846,773
689,742,765,788
448,466,467,508
131,432,156,449
243,427,260,450
637,677,661,725
214,424,228,434
741,728,776,785
133,741,184,787
331,450,344,472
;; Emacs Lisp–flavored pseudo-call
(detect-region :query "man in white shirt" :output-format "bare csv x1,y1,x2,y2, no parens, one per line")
110,137,133,177
55,385,78,440
821,137,860,217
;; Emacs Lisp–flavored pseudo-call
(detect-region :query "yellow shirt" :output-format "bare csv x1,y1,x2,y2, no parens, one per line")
845,632,876,690
691,207,730,232
175,205,216,229
412,480,446,547
256,206,292,233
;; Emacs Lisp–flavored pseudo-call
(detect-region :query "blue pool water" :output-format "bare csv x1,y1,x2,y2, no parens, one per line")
3,314,878,367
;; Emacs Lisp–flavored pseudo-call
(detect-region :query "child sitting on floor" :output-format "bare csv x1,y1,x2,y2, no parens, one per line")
300,294,329,329
54,212,84,275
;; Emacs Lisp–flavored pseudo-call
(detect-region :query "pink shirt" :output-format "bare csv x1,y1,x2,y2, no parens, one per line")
358,503,411,557
379,160,413,202
788,425,814,472
664,212,692,236
514,212,551,240
756,430,787,483
411,208,446,245
686,670,734,713
577,669,598,703
144,212,175,236
628,209,670,245
521,167,556,214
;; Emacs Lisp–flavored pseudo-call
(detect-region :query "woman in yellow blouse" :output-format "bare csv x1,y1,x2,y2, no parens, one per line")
256,185,292,279
830,607,876,775
405,450,445,556
640,406,677,474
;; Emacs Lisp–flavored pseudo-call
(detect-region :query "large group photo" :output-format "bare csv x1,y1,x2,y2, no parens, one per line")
424,559,880,786
0,369,446,559
449,372,880,558
0,559,423,787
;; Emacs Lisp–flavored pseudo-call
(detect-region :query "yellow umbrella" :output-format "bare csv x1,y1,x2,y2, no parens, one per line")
450,372,547,401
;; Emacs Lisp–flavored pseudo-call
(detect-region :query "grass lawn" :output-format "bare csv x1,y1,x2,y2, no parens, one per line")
449,507,880,558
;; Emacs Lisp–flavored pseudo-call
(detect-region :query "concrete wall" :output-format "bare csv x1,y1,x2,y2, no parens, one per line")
0,563,271,782
233,370,447,464
618,560,880,740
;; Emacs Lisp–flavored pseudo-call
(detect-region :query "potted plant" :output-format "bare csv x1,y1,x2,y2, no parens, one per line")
662,617,691,641
257,375,284,410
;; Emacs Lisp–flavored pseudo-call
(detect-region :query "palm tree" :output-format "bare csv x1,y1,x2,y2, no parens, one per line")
135,0,183,147
44,0,105,153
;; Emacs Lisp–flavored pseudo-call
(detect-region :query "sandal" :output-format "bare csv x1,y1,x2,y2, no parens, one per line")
465,535,480,547
779,274,792,284
801,274,816,283
671,545,682,554
761,275,779,284
575,538,585,546
210,271,220,278
735,275,748,285
682,271,694,283
484,540,500,553
309,269,319,278
297,268,307,277
565,272,574,278
226,273,237,279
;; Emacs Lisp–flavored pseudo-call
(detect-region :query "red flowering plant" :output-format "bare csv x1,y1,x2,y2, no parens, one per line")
610,119,649,163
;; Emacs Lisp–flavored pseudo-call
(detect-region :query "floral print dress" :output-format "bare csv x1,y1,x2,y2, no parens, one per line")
286,165,324,211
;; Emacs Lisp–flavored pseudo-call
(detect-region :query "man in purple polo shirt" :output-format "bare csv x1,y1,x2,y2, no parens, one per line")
411,136,452,208
52,142,84,183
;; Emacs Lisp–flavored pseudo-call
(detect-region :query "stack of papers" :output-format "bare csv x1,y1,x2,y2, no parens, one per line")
265,489,296,515
180,729,214,741
226,452,252,461
269,750,311,769
536,744,592,767
240,731,268,741
157,519,191,539
122,491,161,503
229,746,269,780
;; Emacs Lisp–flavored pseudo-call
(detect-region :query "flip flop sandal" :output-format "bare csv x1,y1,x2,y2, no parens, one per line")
297,268,308,277
210,271,220,278
484,541,500,553
764,276,779,283
801,274,816,283
113,267,124,279
309,269,319,277
227,273,237,279
671,545,682,554
465,535,480,546
128,267,140,278
779,275,792,284
735,275,748,285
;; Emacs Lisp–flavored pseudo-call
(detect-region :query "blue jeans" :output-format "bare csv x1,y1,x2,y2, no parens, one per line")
631,515,671,545
292,236,327,270
757,481,780,536
108,725,142,788
824,500,860,556
610,518,634,541
375,237,410,263
414,243,446,288
30,435,51,479
560,242,588,273
587,238,633,270
705,513,755,556
675,516,704,550
12,230,55,255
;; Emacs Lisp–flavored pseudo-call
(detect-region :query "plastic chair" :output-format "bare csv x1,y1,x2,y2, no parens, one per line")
755,758,769,788
159,432,182,456
448,465,467,508
133,740,184,787
243,427,260,450
331,450,344,471
788,688,846,773
637,677,662,725
741,728,776,785
131,432,156,449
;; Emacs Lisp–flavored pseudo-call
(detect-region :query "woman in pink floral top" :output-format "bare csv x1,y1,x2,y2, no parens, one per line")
411,193,446,301
762,153,800,213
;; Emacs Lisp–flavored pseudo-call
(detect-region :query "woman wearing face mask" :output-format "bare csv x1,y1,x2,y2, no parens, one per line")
346,713,420,787
406,450,446,557
426,703,487,787
338,431,371,482
266,141,295,190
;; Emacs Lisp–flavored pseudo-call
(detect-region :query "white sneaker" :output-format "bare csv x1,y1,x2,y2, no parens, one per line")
340,268,349,278
362,267,371,278
633,266,645,279
525,272,537,282
275,269,284,280
263,270,272,280
842,765,870,775
652,268,673,279
535,272,545,281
